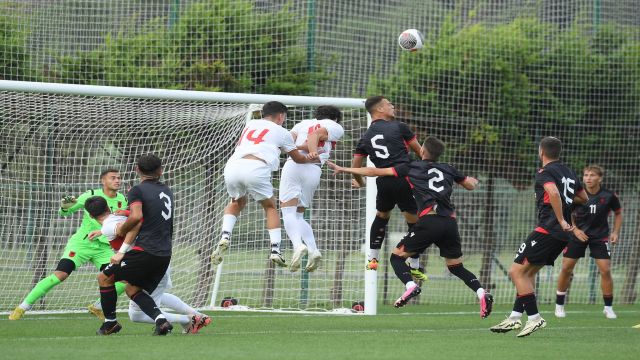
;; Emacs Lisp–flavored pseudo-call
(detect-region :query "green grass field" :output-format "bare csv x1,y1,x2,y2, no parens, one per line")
2,304,638,360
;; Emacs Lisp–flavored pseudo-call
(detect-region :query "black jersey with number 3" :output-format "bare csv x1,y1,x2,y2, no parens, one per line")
534,161,583,240
354,119,416,168
128,180,174,256
393,160,466,218
574,188,621,239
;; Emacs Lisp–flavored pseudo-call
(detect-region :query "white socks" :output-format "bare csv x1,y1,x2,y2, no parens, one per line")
221,214,237,239
369,249,380,261
19,302,32,311
406,281,417,290
510,311,523,319
268,228,282,250
407,257,420,269
476,288,486,300
129,309,189,326
282,207,303,249
297,212,317,253
528,313,541,321
160,293,196,316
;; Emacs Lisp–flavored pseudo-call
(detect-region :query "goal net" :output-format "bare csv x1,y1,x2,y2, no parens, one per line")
0,82,370,314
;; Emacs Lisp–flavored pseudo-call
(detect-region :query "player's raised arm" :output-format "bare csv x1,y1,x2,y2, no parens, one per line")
573,188,588,205
543,182,572,231
458,176,479,191
58,191,89,216
350,155,366,188
326,160,395,177
306,126,329,158
116,191,143,237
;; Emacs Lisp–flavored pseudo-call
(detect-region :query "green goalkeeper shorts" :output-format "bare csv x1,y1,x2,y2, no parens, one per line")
60,234,114,270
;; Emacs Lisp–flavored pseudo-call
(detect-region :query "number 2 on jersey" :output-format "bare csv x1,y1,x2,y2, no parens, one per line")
238,128,269,145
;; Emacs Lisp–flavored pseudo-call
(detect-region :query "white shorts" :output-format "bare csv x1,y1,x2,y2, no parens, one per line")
279,160,322,208
224,159,273,201
129,267,172,312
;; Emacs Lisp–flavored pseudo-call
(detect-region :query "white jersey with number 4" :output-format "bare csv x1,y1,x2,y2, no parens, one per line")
228,119,296,171
101,214,127,242
290,119,344,165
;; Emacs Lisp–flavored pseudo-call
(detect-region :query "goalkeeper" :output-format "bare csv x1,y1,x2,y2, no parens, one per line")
9,169,128,320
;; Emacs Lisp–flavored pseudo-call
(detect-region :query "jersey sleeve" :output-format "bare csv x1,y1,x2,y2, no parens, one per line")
450,165,467,183
290,122,302,138
398,122,416,142
536,169,555,187
59,190,92,217
280,129,297,153
610,193,622,213
354,137,368,157
323,121,344,142
127,186,144,207
392,163,411,177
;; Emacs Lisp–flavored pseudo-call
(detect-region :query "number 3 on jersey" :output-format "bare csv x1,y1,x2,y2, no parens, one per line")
238,128,269,145
371,135,390,159
159,192,172,220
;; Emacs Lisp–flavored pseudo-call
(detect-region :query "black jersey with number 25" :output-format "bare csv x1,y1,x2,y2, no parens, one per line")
354,119,416,168
127,180,174,257
534,161,583,240
393,160,466,218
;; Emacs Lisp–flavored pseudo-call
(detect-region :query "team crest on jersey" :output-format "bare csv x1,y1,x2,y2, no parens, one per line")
538,169,544,173
118,201,122,208
599,197,606,205
68,251,76,258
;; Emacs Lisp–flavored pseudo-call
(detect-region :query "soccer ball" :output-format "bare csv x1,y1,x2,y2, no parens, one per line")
398,29,424,52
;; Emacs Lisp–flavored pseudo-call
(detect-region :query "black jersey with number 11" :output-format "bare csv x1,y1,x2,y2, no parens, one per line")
574,188,621,240
534,161,583,241
127,180,174,256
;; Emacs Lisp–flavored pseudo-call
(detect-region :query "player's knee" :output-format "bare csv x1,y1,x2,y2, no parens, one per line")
53,271,69,282
391,246,409,258
376,211,391,220
54,258,75,278
599,267,611,278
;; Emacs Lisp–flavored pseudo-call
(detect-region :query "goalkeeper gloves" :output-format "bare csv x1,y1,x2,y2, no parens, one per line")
60,195,77,210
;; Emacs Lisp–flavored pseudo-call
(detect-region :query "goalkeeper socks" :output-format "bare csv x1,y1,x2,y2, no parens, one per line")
268,228,282,250
603,294,613,307
282,207,303,249
447,263,482,292
100,285,118,320
519,292,539,317
130,291,162,320
390,254,413,284
556,291,567,305
160,293,196,315
369,216,389,250
297,213,317,253
407,256,420,269
221,214,237,238
24,274,62,305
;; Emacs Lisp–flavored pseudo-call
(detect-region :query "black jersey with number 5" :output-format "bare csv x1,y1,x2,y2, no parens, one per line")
393,160,467,218
128,180,174,256
534,161,583,240
354,119,416,168
574,188,621,239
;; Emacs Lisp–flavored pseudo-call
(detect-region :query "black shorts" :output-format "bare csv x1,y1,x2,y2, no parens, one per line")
514,231,566,266
395,215,462,259
563,236,611,260
102,250,171,293
376,176,417,213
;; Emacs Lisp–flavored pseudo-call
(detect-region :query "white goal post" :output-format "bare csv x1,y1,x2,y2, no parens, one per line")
0,80,382,316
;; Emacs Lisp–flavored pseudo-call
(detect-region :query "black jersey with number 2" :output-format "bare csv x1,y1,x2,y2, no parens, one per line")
534,161,583,240
393,160,466,218
128,180,174,257
574,188,621,239
354,119,416,168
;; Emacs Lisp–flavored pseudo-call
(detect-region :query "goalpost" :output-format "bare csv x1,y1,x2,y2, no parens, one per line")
0,80,384,315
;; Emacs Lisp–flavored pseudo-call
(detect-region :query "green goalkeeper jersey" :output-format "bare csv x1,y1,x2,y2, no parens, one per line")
59,188,128,245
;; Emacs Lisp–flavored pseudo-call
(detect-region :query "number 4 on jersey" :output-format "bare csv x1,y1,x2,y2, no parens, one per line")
239,128,269,145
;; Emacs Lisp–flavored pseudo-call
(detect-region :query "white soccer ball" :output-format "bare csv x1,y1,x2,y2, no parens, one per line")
398,29,424,52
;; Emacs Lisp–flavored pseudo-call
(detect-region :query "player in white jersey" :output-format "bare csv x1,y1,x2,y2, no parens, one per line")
85,203,211,334
279,105,344,272
212,101,314,267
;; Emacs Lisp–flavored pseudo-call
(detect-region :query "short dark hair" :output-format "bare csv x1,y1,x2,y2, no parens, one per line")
85,196,109,218
540,136,562,160
314,105,343,123
262,101,288,117
365,96,386,114
584,164,604,177
422,136,445,161
137,153,162,176
100,168,119,179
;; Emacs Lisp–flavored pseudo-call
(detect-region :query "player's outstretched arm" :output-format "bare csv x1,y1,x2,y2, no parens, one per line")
458,177,479,191
288,148,315,163
306,127,329,159
326,160,394,177
350,156,366,188
58,192,87,216
543,182,572,232
408,138,422,158
111,221,142,264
